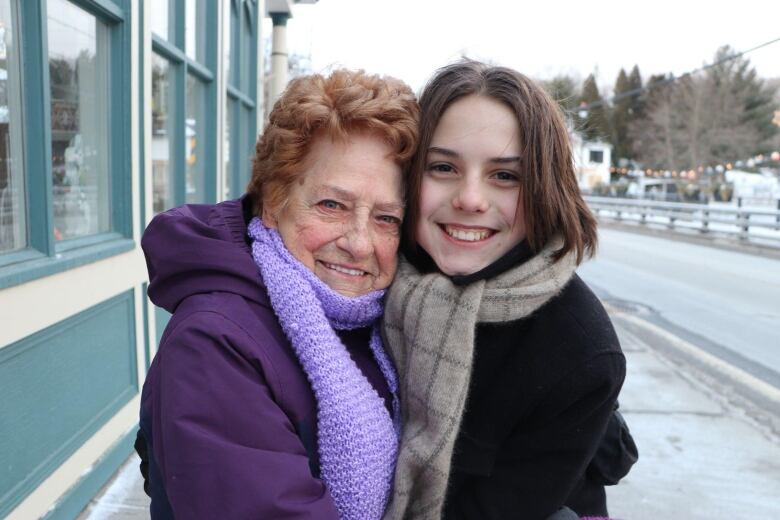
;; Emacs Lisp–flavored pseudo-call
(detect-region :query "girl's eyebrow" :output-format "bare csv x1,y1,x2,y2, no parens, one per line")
428,146,459,158
428,146,521,164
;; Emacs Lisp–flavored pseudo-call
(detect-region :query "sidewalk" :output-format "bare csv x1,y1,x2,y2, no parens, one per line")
77,308,780,519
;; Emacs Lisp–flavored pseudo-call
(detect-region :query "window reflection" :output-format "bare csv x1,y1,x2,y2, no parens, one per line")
241,7,252,93
223,99,232,199
224,0,233,85
150,0,169,40
48,0,110,241
152,53,174,214
186,74,206,203
185,0,206,63
0,0,25,253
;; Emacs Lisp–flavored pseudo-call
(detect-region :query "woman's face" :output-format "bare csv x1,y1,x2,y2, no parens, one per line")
416,95,526,276
263,133,404,297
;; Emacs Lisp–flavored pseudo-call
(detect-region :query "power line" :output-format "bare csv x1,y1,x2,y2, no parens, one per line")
578,36,780,112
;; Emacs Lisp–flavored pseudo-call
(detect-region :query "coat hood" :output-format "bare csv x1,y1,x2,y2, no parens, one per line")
142,197,268,313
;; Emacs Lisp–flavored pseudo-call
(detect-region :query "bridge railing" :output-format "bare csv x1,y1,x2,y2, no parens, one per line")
584,196,780,243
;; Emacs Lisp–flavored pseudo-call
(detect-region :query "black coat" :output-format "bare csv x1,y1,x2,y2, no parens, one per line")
442,274,627,520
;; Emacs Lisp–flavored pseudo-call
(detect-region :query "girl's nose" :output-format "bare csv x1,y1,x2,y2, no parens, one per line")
452,178,489,213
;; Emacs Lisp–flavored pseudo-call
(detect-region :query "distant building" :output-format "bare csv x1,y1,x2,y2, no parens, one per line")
570,130,612,191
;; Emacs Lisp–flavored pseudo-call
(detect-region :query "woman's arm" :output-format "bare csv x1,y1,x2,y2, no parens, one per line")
144,309,339,519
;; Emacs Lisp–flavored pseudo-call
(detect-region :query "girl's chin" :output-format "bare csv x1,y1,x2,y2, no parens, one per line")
430,256,490,277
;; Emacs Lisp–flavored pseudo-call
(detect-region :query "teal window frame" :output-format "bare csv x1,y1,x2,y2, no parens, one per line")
0,0,133,289
225,0,258,199
151,0,218,211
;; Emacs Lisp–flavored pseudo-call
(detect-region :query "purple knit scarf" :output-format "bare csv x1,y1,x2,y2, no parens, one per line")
248,217,399,520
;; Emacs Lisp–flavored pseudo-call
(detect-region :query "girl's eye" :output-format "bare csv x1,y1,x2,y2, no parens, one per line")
494,171,520,182
428,163,455,174
319,200,343,210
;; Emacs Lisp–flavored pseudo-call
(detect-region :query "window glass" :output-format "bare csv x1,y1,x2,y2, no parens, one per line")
240,104,254,192
589,150,604,164
185,0,206,62
240,5,252,93
223,98,232,199
48,0,111,241
150,0,169,40
0,0,25,253
185,74,206,203
224,0,233,85
151,53,174,214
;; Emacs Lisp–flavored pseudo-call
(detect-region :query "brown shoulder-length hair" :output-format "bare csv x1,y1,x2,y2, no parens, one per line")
405,59,597,264
248,69,419,215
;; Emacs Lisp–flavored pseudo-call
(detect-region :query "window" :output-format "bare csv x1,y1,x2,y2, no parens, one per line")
0,0,132,288
185,73,206,203
589,150,604,164
223,0,258,200
151,54,174,214
48,0,111,241
0,0,25,254
150,0,169,41
151,0,216,214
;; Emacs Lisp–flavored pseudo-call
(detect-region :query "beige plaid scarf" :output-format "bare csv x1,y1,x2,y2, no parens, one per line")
381,237,577,519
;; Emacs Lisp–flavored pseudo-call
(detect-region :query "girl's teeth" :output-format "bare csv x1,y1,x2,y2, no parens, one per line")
445,226,490,241
325,262,364,276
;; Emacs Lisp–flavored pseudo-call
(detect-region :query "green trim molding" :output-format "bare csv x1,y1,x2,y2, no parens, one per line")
0,237,134,290
0,290,139,517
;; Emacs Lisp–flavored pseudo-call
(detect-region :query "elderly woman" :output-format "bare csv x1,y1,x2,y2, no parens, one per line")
136,70,418,519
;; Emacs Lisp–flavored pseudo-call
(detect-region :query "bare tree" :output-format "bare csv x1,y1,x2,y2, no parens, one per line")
629,46,778,170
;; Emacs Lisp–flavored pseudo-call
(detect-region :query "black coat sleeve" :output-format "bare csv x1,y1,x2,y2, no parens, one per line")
445,351,626,520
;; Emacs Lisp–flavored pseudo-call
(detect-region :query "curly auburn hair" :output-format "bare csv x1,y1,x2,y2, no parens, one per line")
247,69,419,214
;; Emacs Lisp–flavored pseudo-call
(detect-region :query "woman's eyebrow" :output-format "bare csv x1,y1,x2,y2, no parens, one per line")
317,185,356,201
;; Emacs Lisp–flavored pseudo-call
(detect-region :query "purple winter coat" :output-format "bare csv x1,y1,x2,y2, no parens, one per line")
138,197,392,519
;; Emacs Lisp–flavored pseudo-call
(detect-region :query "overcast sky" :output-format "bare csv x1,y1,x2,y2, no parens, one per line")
279,0,780,94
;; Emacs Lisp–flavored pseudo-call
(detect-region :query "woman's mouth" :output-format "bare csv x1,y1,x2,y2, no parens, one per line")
441,224,495,242
320,261,367,277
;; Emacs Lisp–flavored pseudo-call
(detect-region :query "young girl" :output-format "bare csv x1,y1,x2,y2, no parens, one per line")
382,60,630,520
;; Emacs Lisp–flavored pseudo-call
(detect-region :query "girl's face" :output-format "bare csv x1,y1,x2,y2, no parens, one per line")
415,95,526,276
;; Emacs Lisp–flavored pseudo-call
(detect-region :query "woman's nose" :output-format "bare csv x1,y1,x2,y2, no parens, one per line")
338,216,373,259
452,178,489,213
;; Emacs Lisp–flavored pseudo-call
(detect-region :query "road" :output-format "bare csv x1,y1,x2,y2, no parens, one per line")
578,227,780,387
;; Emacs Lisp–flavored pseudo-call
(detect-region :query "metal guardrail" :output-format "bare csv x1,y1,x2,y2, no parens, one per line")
585,196,780,243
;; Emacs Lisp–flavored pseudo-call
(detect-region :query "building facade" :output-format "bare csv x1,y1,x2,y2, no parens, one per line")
571,130,613,191
0,1,268,517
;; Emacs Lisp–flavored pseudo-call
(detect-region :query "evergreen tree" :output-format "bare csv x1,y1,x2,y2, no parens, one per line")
610,68,633,165
627,65,645,122
706,45,779,154
578,74,610,141
540,75,580,118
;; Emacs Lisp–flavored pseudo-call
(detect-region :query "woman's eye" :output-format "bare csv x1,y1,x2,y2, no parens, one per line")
319,199,343,210
378,215,401,226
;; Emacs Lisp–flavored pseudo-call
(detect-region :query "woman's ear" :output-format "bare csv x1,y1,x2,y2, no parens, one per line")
262,204,278,229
